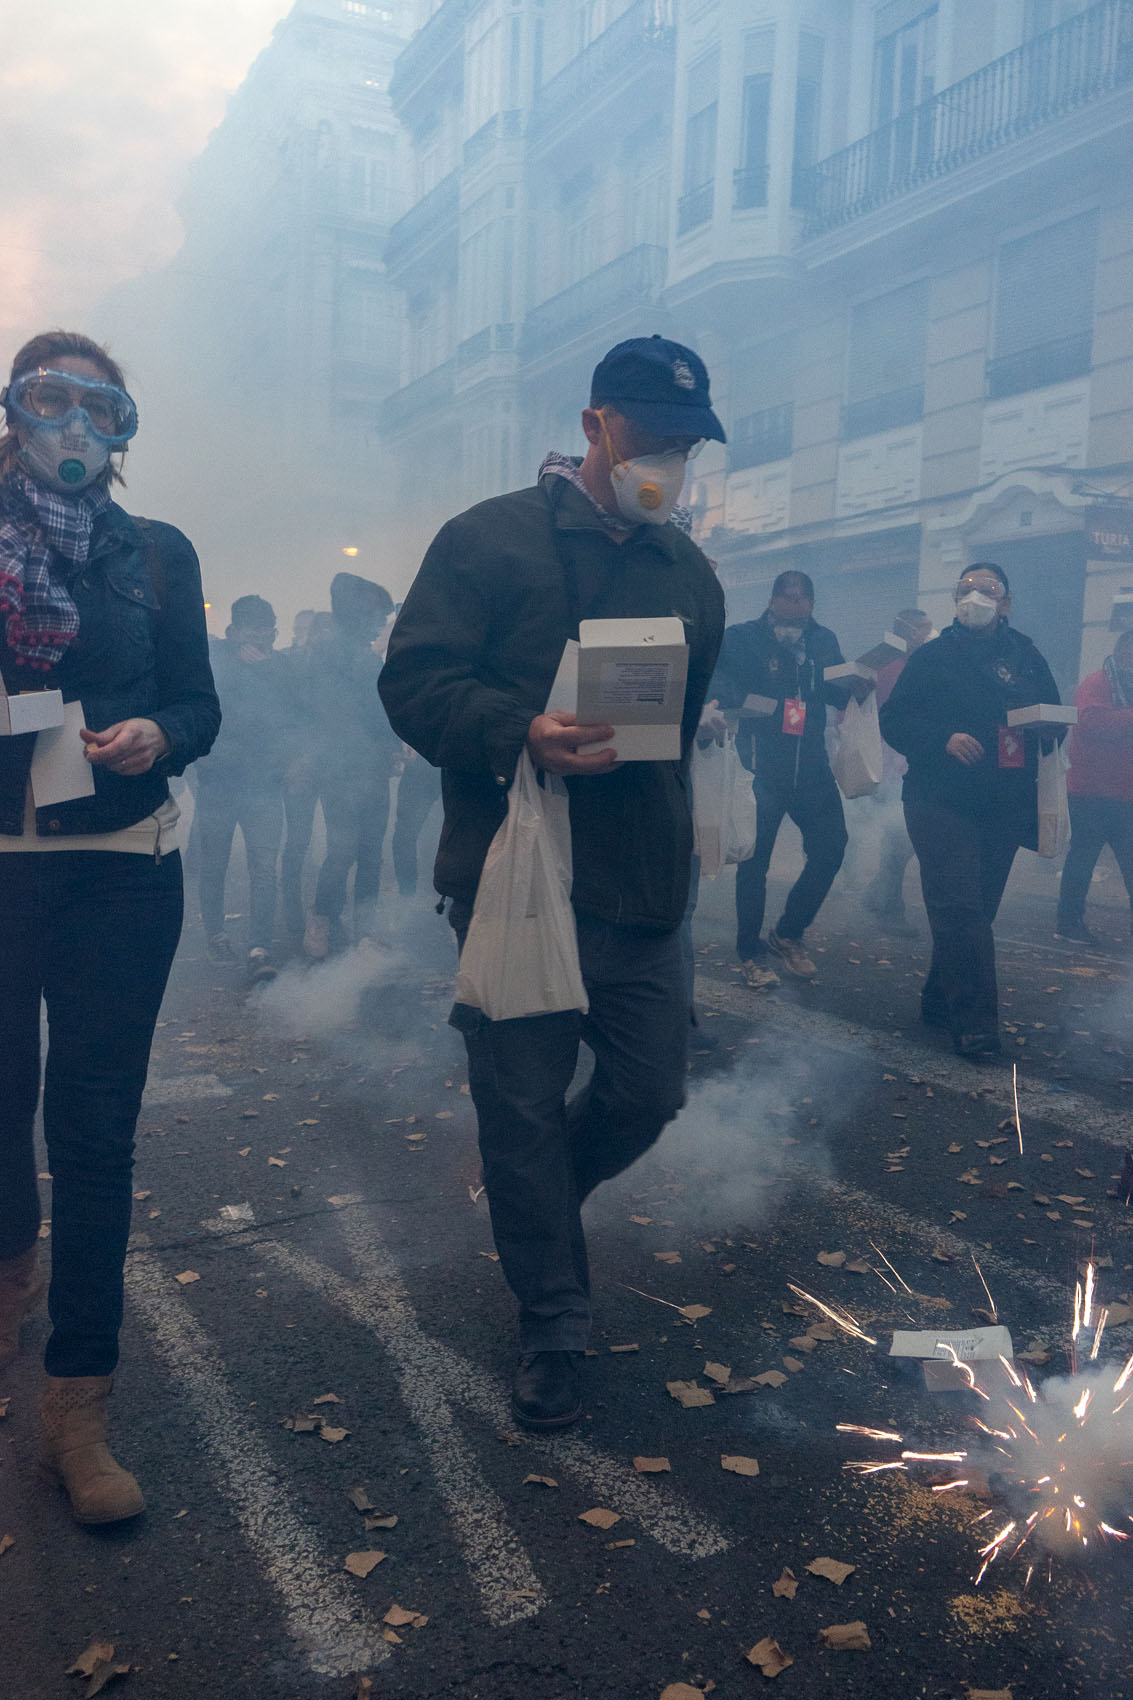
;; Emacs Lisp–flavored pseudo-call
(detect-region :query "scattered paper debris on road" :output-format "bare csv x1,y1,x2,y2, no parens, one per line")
578,1507,622,1529
384,1604,427,1628
633,1457,671,1473
174,1271,200,1286
818,1621,871,1650
346,1487,374,1512
609,1344,639,1354
344,1551,386,1578
364,1512,398,1531
755,1370,788,1388
0,1534,14,1557
746,1637,793,1677
772,1567,797,1599
523,1474,559,1489
702,1361,732,1385
817,1250,846,1267
666,1380,715,1408
678,1304,712,1323
807,1557,855,1584
721,1455,759,1477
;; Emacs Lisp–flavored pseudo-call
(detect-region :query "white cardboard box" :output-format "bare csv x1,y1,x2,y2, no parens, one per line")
1006,703,1078,729
0,686,65,736
29,699,95,807
824,631,907,684
546,618,689,762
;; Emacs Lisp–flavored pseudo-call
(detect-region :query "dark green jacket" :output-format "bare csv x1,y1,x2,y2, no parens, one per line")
379,475,725,931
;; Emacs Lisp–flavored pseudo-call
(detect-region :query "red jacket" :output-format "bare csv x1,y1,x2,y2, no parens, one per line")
1067,669,1133,800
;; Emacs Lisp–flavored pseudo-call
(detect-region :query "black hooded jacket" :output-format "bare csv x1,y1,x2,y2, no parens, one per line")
879,620,1061,840
709,611,851,785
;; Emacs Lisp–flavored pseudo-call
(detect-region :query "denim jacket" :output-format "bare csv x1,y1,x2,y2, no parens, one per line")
0,500,220,838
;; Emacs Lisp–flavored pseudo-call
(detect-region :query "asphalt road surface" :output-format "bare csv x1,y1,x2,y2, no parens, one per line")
3,847,1133,1700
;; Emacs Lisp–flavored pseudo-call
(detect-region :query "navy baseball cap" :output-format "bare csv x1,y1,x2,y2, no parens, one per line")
590,335,726,444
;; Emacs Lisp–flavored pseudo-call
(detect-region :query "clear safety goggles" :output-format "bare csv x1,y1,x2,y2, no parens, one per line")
2,367,139,445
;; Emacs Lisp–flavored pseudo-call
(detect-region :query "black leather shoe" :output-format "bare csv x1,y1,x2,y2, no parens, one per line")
954,1032,1001,1060
511,1351,584,1430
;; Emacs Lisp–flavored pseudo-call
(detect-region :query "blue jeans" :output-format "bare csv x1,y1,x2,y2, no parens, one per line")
0,850,184,1376
450,906,688,1352
736,769,847,958
196,780,283,950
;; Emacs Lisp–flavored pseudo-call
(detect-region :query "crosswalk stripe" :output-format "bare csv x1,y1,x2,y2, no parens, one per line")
124,1245,389,1679
250,1230,548,1628
698,974,1132,1151
336,1211,730,1562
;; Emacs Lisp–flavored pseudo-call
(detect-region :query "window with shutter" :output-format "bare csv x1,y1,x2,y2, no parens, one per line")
843,279,928,438
988,210,1097,398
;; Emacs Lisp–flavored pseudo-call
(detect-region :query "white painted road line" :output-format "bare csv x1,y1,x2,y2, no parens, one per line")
699,975,1133,1151
124,1246,388,1679
337,1211,730,1562
252,1229,548,1628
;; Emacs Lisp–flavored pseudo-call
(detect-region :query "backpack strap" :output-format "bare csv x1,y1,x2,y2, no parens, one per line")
135,516,166,616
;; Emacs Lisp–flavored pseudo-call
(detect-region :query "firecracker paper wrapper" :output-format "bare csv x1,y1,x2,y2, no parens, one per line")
890,1325,1014,1362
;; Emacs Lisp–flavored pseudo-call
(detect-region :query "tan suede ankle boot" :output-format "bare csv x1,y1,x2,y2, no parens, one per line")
39,1375,145,1525
0,1247,46,1370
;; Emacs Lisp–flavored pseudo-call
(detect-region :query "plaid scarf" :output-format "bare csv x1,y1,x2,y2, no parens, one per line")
0,471,110,671
539,452,694,536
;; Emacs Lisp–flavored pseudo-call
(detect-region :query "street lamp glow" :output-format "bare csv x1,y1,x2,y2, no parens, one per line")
342,546,359,557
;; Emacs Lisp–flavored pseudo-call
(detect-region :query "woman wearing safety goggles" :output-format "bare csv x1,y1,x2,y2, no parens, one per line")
0,330,220,1528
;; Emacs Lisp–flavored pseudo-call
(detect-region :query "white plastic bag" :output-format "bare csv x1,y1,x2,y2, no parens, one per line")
453,749,588,1020
692,734,757,879
1036,739,1071,859
832,693,883,799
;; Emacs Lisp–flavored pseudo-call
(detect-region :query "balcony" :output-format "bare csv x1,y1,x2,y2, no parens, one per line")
520,245,667,362
463,108,523,167
800,0,1133,239
380,358,456,432
526,0,675,146
384,170,459,270
457,323,516,368
733,166,769,211
389,0,466,110
677,181,713,235
841,385,924,442
728,402,793,472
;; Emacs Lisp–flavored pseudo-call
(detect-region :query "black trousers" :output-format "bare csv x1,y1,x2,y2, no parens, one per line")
450,905,688,1352
735,768,847,958
1057,794,1133,930
904,800,1020,1038
0,850,183,1376
312,773,391,939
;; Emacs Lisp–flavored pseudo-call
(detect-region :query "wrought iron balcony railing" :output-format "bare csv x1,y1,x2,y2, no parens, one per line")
677,181,713,235
519,245,667,361
526,0,675,144
384,170,459,268
457,323,516,367
380,358,456,431
800,0,1133,238
728,402,793,471
389,0,466,109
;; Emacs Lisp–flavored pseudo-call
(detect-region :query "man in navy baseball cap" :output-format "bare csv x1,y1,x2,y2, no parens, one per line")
590,334,726,445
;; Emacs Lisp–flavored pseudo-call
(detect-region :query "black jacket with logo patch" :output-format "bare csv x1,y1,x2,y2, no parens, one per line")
378,475,725,931
709,612,850,786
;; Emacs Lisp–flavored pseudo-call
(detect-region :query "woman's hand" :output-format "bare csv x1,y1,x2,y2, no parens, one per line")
946,732,984,767
81,718,171,776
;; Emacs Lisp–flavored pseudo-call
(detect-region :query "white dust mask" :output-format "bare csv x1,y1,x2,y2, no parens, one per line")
18,413,111,493
955,591,999,629
609,450,687,527
773,624,804,647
